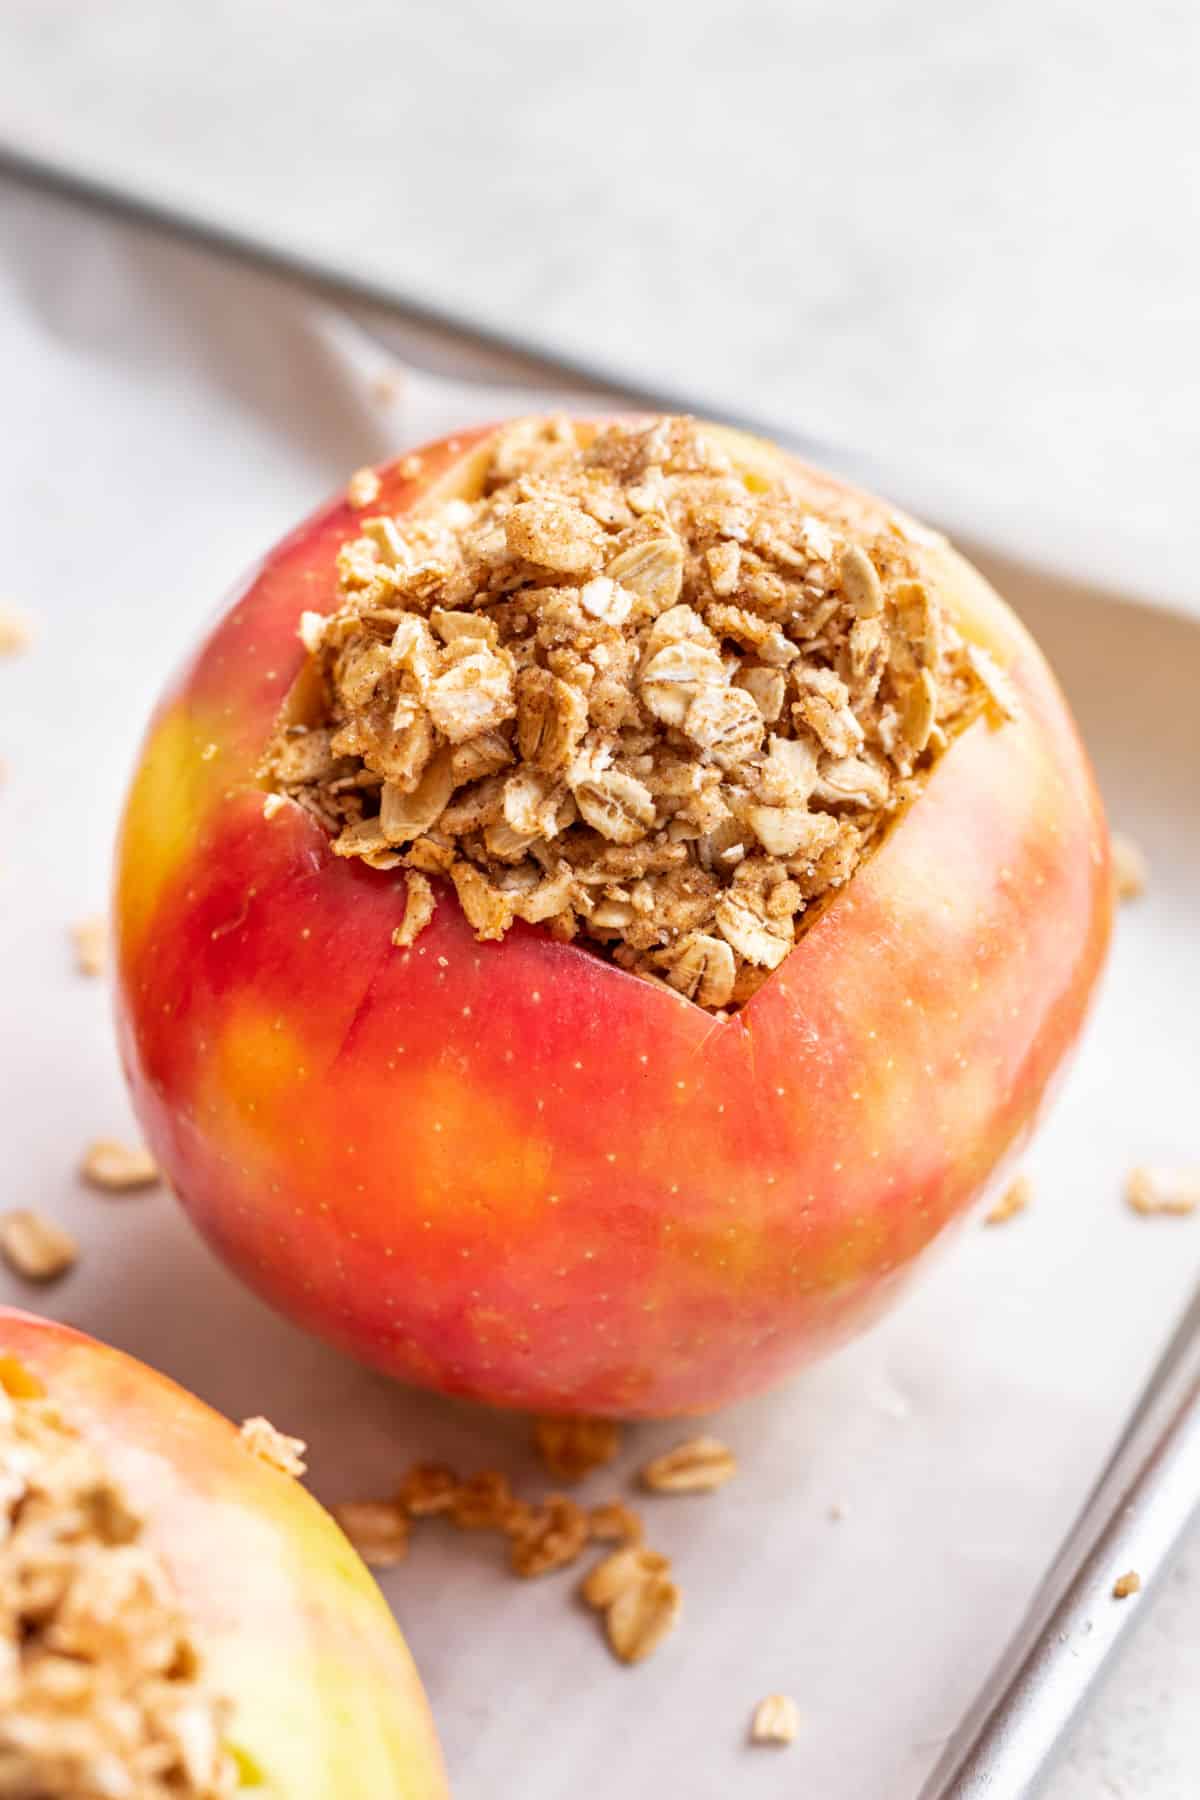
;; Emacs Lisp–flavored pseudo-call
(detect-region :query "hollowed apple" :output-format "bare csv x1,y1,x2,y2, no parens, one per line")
113,420,1110,1417
0,1307,447,1796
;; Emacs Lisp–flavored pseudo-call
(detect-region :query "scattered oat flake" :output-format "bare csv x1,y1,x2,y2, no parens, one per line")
581,1546,671,1610
985,1175,1031,1226
750,1693,800,1746
332,1499,410,1566
239,1415,307,1477
605,1570,682,1664
0,1209,78,1281
0,606,32,655
397,1460,459,1517
509,1494,589,1577
262,791,287,820
1113,1570,1141,1599
70,914,108,977
80,1138,160,1193
1111,833,1148,901
346,465,381,508
532,1413,621,1483
640,1435,737,1494
1125,1166,1199,1217
588,1499,644,1544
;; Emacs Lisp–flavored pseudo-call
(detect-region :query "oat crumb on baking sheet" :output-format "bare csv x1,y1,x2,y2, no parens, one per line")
80,1138,161,1193
0,1208,78,1281
71,914,109,977
1125,1166,1199,1217
0,1363,238,1797
984,1174,1031,1225
1110,832,1148,901
1112,1570,1141,1599
238,1415,308,1477
532,1413,622,1482
0,605,33,655
263,417,1003,1011
640,1434,737,1493
750,1693,800,1746
331,1498,410,1567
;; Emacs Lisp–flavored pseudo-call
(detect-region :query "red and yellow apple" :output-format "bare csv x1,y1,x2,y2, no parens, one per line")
0,1307,447,1797
113,421,1110,1418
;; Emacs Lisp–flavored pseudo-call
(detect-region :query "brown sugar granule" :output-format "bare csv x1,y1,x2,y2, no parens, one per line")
532,1413,621,1482
1112,1570,1141,1599
0,1365,238,1797
985,1174,1031,1226
264,417,999,1011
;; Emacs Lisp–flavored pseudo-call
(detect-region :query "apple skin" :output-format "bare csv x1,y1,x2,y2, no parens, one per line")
113,423,1111,1418
0,1307,447,1798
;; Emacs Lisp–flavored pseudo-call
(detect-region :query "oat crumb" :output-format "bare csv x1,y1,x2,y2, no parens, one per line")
372,372,402,406
346,465,381,508
80,1138,160,1193
399,453,423,479
0,606,32,655
332,1498,410,1566
1111,833,1148,902
532,1414,621,1483
1125,1165,1198,1217
750,1693,800,1746
1112,1570,1141,1599
392,870,437,948
262,791,287,820
985,1174,1031,1226
0,1370,238,1795
0,1209,78,1282
640,1435,737,1494
71,914,108,977
239,1415,308,1477
264,417,999,1013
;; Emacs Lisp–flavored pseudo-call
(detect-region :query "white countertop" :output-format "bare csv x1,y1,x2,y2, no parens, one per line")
0,4,1197,1793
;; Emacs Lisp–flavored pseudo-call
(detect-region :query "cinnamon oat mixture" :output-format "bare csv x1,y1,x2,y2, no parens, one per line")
265,417,1007,1009
0,1368,238,1797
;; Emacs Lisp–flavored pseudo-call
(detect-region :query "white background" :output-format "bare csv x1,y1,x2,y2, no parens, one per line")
0,6,1198,1795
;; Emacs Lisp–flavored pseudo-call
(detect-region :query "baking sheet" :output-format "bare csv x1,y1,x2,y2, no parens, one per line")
1,173,1197,1800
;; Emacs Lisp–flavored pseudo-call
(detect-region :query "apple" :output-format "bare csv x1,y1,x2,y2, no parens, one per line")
0,1307,447,1796
113,421,1110,1417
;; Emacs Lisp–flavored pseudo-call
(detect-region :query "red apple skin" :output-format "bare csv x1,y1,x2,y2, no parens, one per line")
113,423,1111,1418
0,1307,448,1798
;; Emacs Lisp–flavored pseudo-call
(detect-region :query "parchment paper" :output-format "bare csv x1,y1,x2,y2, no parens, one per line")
1,172,1197,1800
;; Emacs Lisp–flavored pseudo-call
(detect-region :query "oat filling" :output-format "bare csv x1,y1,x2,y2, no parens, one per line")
0,1363,240,1799
265,417,1010,1011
